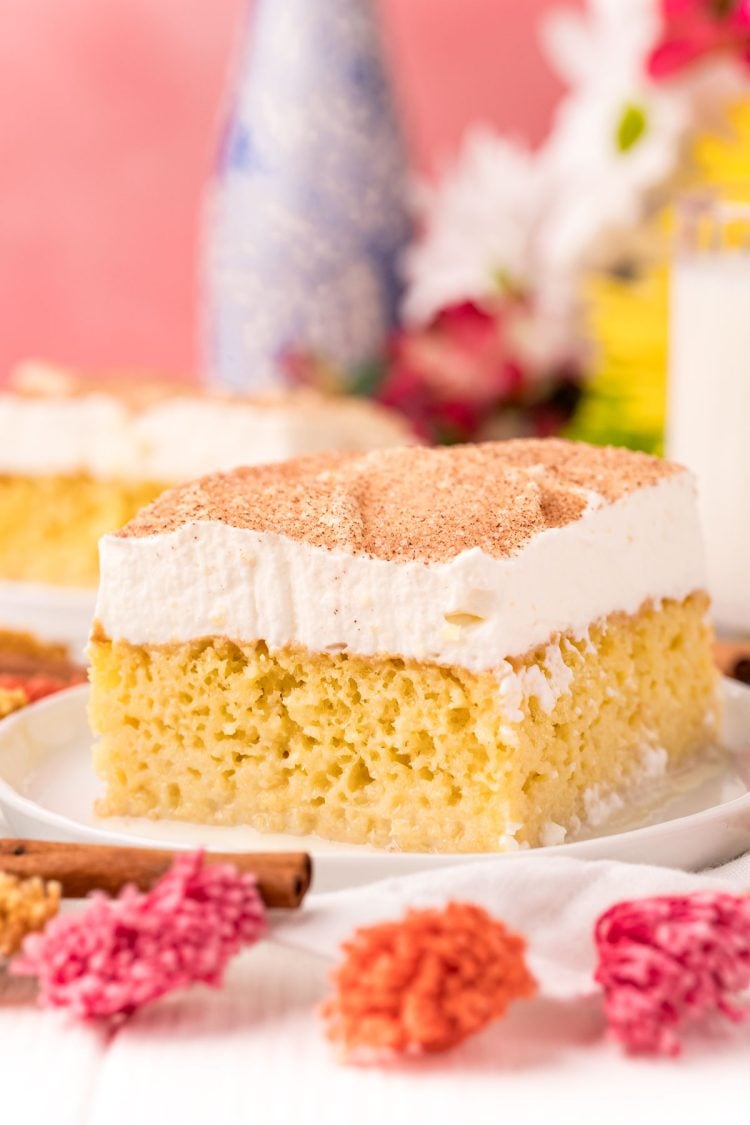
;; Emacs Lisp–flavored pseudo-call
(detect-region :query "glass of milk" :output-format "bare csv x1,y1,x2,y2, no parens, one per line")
667,194,750,632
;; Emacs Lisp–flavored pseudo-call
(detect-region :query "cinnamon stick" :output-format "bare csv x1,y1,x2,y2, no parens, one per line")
0,840,311,909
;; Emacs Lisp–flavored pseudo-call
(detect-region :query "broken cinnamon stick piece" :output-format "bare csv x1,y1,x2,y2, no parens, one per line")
0,839,311,909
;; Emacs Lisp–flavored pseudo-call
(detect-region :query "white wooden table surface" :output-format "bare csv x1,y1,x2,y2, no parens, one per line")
3,810,750,1125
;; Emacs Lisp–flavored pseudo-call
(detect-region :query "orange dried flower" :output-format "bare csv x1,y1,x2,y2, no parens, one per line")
322,900,537,1058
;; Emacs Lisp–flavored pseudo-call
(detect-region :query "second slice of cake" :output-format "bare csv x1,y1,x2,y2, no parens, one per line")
88,440,719,852
0,361,413,587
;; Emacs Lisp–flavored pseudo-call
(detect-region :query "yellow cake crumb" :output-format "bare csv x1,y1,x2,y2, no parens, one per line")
88,594,718,853
0,475,165,586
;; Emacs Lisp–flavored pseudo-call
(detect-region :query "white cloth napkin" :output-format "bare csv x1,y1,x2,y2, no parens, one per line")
272,852,750,997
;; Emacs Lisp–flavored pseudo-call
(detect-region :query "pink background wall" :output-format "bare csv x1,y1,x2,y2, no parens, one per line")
0,0,569,380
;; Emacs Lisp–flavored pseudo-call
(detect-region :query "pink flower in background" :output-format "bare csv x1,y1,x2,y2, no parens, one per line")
378,300,582,443
648,0,750,78
282,296,583,446
379,302,524,442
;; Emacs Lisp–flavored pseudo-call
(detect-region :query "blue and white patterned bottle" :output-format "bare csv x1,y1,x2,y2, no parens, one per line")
204,0,412,391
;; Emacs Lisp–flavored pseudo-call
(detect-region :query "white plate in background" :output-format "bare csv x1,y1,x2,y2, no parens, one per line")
0,580,95,658
0,682,748,891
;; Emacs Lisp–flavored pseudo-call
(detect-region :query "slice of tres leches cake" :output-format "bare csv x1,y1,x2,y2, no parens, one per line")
88,439,719,853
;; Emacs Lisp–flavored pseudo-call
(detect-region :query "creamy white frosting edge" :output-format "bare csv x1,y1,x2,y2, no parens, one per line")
94,472,707,672
0,396,409,481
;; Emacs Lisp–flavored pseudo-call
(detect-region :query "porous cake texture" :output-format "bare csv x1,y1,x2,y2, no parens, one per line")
89,440,719,853
0,475,161,587
0,361,413,587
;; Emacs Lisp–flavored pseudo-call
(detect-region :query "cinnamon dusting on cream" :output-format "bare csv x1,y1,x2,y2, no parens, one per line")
117,439,681,563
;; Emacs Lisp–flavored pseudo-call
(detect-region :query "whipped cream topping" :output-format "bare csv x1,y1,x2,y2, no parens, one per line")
95,471,706,672
0,391,411,482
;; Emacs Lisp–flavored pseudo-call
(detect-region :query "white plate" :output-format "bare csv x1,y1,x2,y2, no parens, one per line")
0,580,95,657
0,682,749,891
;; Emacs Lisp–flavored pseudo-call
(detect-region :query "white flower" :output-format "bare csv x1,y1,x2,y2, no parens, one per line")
537,0,692,272
402,126,548,326
508,287,586,378
401,126,585,380
541,0,659,92
539,87,688,272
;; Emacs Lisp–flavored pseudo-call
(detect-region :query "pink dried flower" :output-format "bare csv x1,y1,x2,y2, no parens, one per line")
594,891,750,1056
11,852,267,1020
